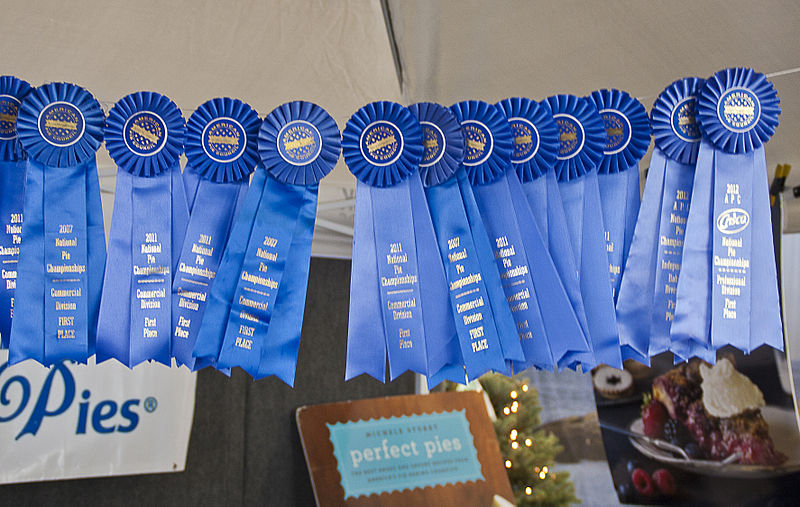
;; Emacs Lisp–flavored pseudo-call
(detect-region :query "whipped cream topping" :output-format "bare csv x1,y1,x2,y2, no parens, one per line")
700,358,765,418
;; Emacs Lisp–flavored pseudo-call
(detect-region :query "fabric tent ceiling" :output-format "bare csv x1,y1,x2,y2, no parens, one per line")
2,0,799,258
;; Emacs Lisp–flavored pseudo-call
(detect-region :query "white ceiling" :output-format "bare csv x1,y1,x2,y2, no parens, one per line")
2,0,799,258
389,0,800,182
1,0,400,257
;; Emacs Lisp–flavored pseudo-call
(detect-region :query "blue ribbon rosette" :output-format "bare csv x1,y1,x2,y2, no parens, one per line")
193,101,340,385
9,82,106,365
496,98,559,238
398,102,471,386
171,97,259,370
451,99,558,372
546,94,622,369
616,77,708,364
0,76,32,162
410,102,508,384
496,99,594,368
95,92,189,368
0,75,32,347
343,101,443,382
672,68,782,358
494,98,592,370
587,89,651,301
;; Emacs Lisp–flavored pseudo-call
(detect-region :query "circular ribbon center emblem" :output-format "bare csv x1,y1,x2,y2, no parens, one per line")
670,96,701,143
277,120,322,166
717,87,761,133
359,120,404,167
508,117,539,163
419,121,445,168
599,109,631,155
553,114,585,160
461,120,493,166
37,101,85,147
123,111,167,157
202,117,247,163
0,95,21,141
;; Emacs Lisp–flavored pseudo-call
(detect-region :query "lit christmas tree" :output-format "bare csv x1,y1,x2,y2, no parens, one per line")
449,373,577,506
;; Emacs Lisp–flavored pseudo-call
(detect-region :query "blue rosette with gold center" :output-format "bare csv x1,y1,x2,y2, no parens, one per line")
9,82,106,365
0,75,32,161
587,89,651,304
672,68,783,359
496,97,594,370
104,91,185,177
16,82,104,168
407,102,509,384
545,94,605,182
408,102,464,187
451,100,587,372
258,100,340,185
184,97,260,183
171,98,259,371
651,77,705,165
588,89,650,175
0,75,32,348
697,68,780,154
195,101,340,384
496,97,559,182
449,100,512,185
617,78,707,364
344,100,449,383
342,101,421,187
544,94,621,369
96,92,189,368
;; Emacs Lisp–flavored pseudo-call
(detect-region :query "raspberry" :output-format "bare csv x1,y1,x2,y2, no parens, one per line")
652,469,676,496
631,468,654,496
642,398,668,438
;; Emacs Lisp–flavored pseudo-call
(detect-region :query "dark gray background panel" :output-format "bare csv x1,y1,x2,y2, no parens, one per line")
0,258,415,506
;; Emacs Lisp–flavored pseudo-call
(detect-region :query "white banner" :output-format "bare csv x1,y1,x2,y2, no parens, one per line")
0,349,196,483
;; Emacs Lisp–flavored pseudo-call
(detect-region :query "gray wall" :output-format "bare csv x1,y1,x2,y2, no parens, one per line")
0,258,415,506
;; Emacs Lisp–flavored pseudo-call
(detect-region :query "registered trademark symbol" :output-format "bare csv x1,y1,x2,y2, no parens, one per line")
144,397,158,413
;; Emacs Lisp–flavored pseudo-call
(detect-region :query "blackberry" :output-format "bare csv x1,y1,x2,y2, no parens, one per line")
663,418,692,447
616,483,635,503
684,442,704,459
626,459,643,475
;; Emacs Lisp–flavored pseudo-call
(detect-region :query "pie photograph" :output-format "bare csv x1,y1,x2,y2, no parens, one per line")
594,348,800,505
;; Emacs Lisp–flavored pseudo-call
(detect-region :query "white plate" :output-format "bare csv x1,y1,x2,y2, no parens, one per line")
629,406,800,478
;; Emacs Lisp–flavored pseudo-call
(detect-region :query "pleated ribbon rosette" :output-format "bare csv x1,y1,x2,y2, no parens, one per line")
10,82,106,365
171,97,259,371
96,91,189,367
671,68,782,359
194,101,340,384
0,75,32,347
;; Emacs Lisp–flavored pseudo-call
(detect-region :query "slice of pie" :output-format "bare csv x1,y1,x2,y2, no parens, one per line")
651,358,786,466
